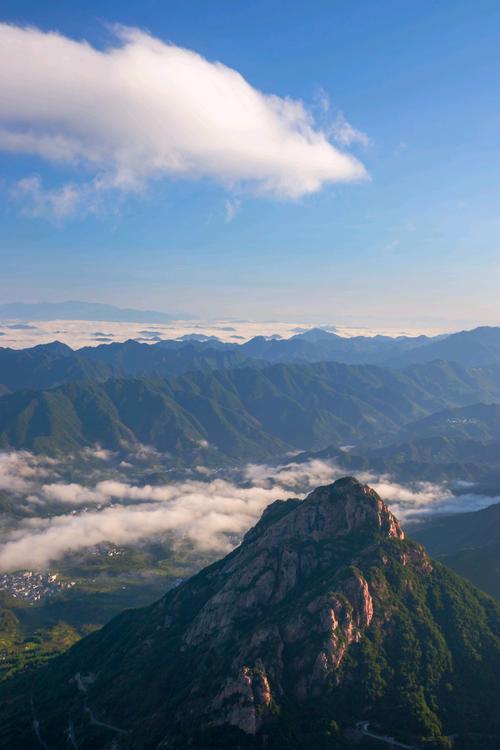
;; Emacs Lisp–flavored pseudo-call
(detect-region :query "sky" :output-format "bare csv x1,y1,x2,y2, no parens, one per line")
1,0,499,328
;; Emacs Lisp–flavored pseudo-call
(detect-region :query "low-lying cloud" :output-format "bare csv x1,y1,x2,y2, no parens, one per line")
1,22,367,219
0,450,57,493
0,450,498,572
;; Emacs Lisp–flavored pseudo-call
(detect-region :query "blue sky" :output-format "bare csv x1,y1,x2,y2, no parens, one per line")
1,0,499,327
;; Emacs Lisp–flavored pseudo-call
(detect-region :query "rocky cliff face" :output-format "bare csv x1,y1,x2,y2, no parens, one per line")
172,478,401,735
182,478,402,646
1,478,499,750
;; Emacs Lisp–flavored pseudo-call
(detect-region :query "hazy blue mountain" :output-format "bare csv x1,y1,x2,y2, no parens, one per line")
0,301,194,323
83,324,500,368
1,361,500,460
436,543,500,600
0,342,113,392
77,339,247,376
409,501,500,557
0,340,252,392
389,326,500,367
394,401,500,443
410,502,500,599
291,399,500,485
240,328,439,364
1,479,499,749
3,327,500,395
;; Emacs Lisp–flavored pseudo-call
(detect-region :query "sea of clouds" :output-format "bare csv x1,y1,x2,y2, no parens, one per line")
0,317,445,351
0,449,498,572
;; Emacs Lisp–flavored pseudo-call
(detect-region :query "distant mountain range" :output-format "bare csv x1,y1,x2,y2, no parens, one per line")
410,501,500,599
1,478,499,749
244,325,500,367
1,360,499,460
0,340,251,392
2,325,500,396
0,301,194,323
3,327,500,387
291,400,500,486
388,326,500,367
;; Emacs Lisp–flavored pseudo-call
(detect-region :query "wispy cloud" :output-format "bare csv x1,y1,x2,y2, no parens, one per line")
330,111,370,147
313,87,331,114
0,453,342,570
11,176,90,221
383,238,400,254
0,22,367,220
1,450,499,572
224,198,241,223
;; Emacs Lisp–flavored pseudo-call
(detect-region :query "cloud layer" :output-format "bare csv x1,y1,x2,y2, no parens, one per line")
1,450,499,572
0,458,342,570
0,22,367,216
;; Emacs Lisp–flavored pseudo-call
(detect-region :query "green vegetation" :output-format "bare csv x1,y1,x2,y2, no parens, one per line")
2,360,500,461
0,591,81,679
411,502,500,599
0,479,498,749
0,540,215,682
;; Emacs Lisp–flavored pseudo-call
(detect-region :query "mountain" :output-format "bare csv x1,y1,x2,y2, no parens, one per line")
1,478,499,749
0,340,252,392
0,342,113,392
389,326,500,367
437,543,500,601
299,435,500,485
292,400,500,485
77,339,248,377
240,326,500,368
394,401,500,443
0,301,194,323
410,502,500,599
240,328,439,365
3,327,500,394
1,361,500,459
410,501,500,556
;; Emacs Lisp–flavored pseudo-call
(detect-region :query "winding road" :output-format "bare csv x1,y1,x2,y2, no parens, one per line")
356,721,416,749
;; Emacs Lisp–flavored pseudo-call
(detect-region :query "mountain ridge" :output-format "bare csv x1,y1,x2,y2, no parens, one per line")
3,326,500,395
1,478,499,749
1,360,500,460
0,301,194,323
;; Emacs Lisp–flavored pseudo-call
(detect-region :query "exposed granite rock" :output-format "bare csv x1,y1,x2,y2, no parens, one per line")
184,477,402,648
5,477,485,750
178,478,402,734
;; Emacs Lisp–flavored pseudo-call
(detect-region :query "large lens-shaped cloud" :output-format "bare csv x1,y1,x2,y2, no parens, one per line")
0,23,367,208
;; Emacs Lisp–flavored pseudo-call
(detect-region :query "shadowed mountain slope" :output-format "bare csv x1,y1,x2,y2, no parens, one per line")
1,361,500,460
1,478,499,749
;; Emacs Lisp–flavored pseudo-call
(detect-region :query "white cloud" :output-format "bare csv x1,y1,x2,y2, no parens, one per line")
330,111,370,147
11,176,84,221
2,449,498,572
313,87,331,114
244,459,341,489
0,478,292,570
224,199,241,223
81,447,115,462
0,451,56,493
0,456,342,570
0,22,367,218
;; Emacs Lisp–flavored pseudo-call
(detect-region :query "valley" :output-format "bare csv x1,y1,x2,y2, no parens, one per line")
1,327,500,748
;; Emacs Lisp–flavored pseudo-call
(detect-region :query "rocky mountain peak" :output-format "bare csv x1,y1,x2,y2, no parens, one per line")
243,477,404,549
180,479,404,651
300,476,404,540
2,478,499,750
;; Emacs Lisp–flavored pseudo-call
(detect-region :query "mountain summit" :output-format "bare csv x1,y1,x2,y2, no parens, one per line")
1,479,499,749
